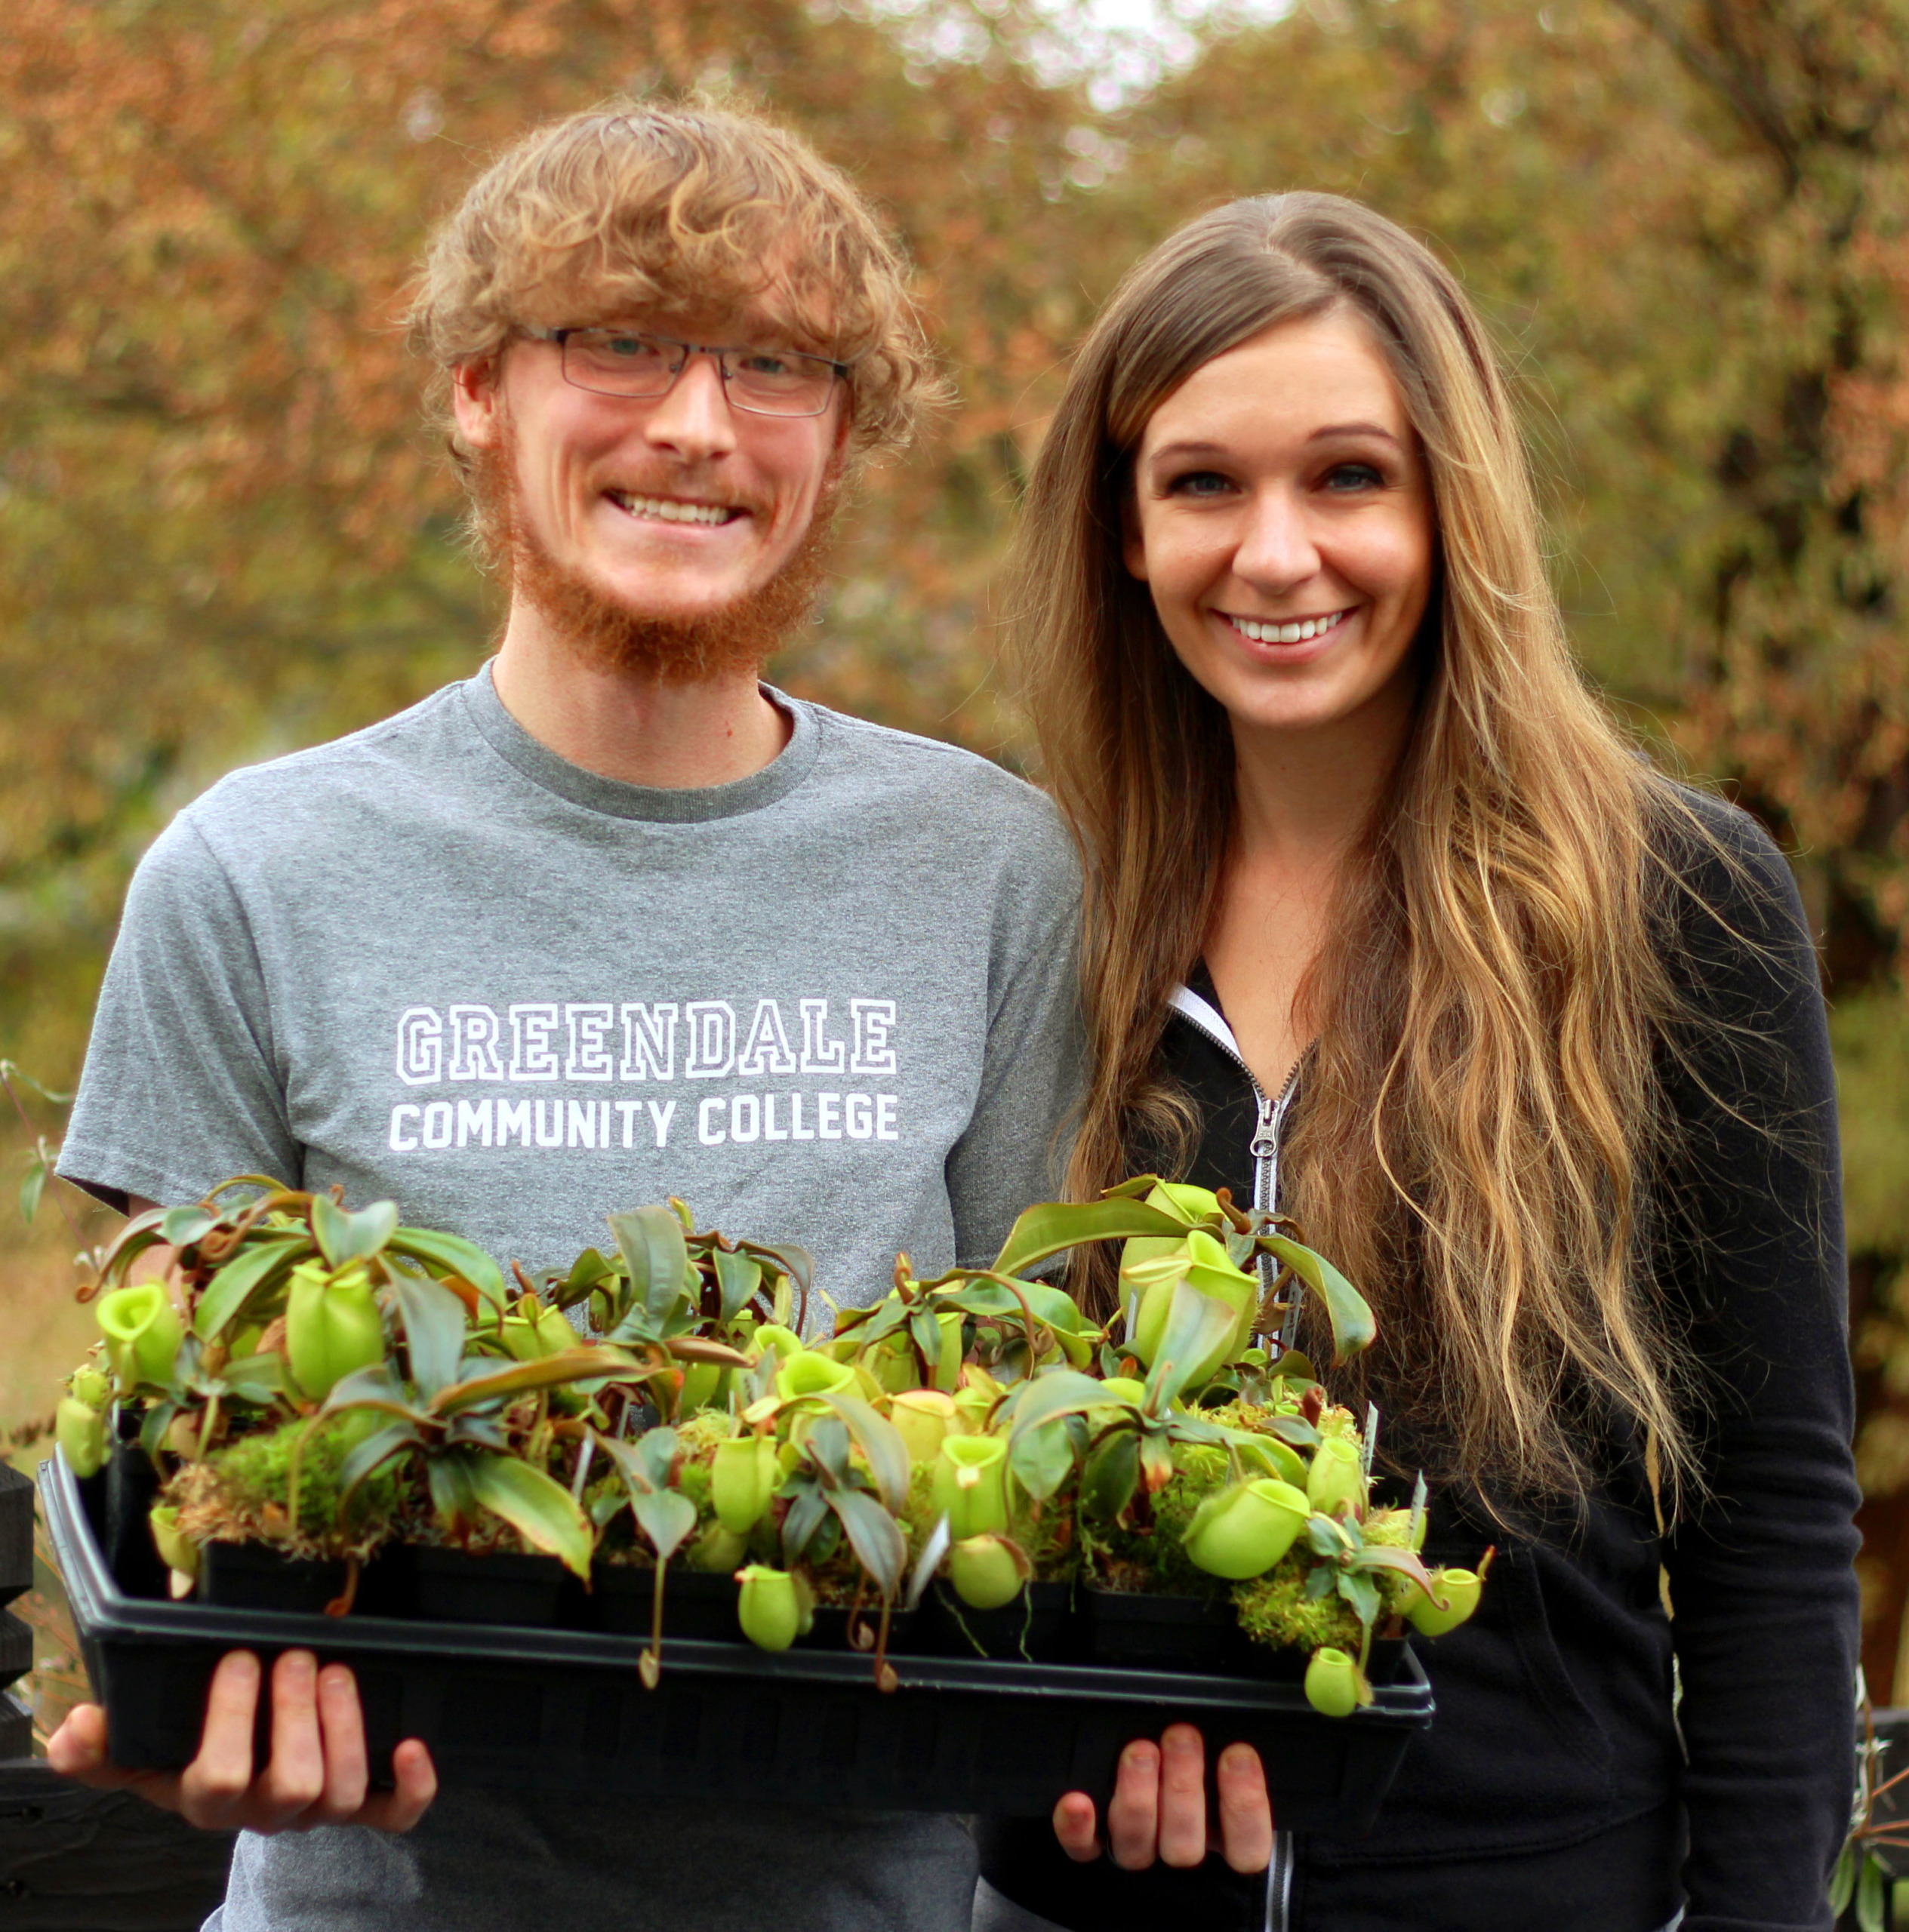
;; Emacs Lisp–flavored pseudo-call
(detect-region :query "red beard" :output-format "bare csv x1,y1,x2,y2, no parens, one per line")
472,433,839,685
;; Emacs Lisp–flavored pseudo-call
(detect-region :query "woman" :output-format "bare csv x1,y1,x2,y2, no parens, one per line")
976,195,1860,1932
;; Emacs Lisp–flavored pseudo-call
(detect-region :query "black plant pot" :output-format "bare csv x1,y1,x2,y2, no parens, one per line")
797,1601,916,1654
410,1549,567,1628
590,1564,743,1641
197,1542,348,1614
920,1580,1076,1662
194,1541,414,1618
1080,1584,1240,1669
103,1443,167,1601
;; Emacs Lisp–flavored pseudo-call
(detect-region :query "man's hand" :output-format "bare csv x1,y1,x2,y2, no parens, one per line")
48,1648,437,1833
1051,1724,1272,1873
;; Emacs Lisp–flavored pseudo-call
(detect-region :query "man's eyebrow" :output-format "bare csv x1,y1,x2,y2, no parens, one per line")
1144,423,1406,466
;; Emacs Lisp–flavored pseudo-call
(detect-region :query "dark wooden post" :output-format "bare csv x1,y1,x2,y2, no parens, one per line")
0,1461,32,1758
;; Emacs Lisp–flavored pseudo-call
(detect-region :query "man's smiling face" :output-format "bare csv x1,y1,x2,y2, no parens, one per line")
453,303,847,638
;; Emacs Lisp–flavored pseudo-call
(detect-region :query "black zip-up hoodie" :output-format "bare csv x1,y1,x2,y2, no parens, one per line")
981,792,1859,1931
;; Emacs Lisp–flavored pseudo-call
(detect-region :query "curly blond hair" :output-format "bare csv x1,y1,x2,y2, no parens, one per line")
409,98,938,472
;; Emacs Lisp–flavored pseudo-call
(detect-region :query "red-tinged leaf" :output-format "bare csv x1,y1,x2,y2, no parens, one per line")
460,1451,595,1578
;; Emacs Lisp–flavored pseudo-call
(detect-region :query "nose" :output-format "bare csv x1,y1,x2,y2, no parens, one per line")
642,350,738,463
1232,485,1322,591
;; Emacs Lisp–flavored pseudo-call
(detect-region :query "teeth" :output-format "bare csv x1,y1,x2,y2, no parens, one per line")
1233,610,1348,645
611,492,732,526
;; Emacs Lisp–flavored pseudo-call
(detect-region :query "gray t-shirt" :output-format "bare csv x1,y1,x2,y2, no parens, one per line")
61,664,1082,1932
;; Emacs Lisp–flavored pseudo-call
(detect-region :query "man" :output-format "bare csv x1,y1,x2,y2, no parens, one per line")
48,100,1079,1932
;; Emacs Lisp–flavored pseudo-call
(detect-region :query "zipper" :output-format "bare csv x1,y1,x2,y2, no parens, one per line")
1264,1830,1296,1932
1167,985,1305,1932
1165,985,1306,1346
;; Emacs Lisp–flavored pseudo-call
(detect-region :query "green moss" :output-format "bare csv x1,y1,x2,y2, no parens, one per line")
169,1413,401,1557
1233,1557,1363,1654
675,1408,737,1457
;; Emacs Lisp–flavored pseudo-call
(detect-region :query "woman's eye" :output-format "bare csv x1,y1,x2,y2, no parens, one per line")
1166,469,1234,497
1323,462,1385,492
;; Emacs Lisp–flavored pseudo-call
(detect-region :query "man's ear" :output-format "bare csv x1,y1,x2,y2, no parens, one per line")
1120,488,1150,583
451,355,503,450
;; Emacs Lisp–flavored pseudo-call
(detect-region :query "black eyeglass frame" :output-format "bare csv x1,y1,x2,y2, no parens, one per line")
523,325,853,418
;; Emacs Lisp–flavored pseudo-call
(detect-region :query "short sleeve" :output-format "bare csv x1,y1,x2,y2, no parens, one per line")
945,835,1084,1269
57,814,300,1211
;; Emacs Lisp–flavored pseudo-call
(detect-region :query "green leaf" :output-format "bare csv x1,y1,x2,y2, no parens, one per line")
1303,1564,1337,1601
320,1362,425,1426
990,1199,1191,1281
1830,1844,1858,1916
1009,1417,1077,1502
1081,1430,1141,1521
311,1194,400,1267
819,1392,910,1513
217,1352,285,1401
1144,1281,1242,1409
160,1205,218,1247
137,1401,177,1464
782,1484,830,1563
1010,1279,1091,1334
805,1416,854,1485
906,1515,953,1611
1338,1569,1384,1628
664,1335,753,1368
94,1207,174,1289
630,1488,698,1565
433,1347,627,1417
1224,1427,1307,1487
830,1486,907,1600
710,1247,762,1324
0,1060,72,1104
1005,1368,1118,1444
1259,1236,1375,1365
1857,1850,1886,1932
609,1206,692,1331
1162,1410,1230,1447
392,1273,470,1398
1350,1542,1439,1602
1307,1514,1353,1558
337,1420,421,1510
460,1451,596,1577
389,1227,511,1315
18,1155,48,1228
908,1303,945,1369
737,1238,814,1297
193,1232,309,1340
1100,1175,1165,1201
1138,1426,1176,1494
938,1281,1030,1319
1252,1412,1322,1447
550,1247,614,1310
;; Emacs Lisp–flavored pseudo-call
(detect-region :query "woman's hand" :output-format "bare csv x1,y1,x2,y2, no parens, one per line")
48,1648,437,1833
1051,1724,1273,1872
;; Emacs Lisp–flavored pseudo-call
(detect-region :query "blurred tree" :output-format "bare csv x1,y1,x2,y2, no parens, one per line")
0,0,1098,1069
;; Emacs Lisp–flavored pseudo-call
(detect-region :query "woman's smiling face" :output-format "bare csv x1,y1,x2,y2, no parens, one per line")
1125,306,1436,749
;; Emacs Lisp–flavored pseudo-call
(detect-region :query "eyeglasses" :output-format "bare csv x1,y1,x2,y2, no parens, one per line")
525,325,851,418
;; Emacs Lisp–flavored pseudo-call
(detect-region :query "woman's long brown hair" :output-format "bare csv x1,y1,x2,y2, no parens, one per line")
1014,194,1721,1509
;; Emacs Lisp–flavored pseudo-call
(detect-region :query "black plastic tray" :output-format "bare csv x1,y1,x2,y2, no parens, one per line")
42,1454,1432,1829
